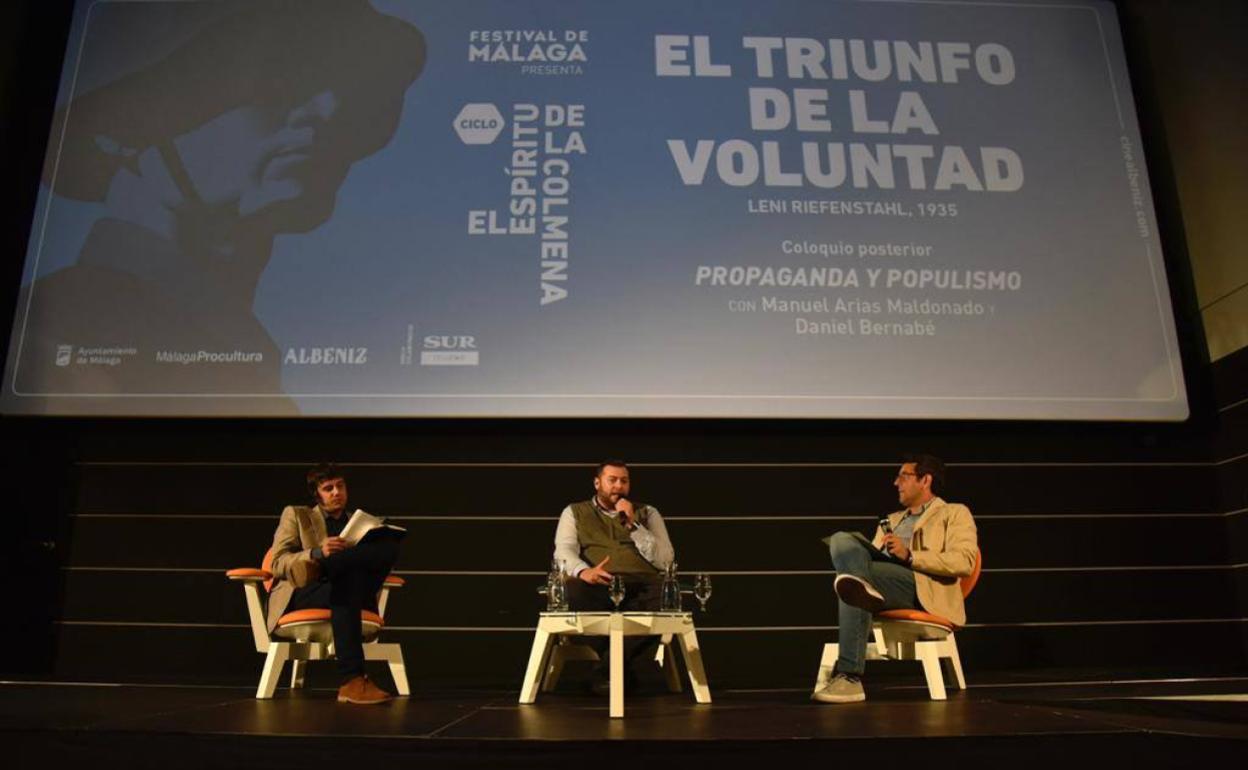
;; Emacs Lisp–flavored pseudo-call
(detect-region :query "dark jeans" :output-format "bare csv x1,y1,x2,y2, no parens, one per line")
564,576,662,674
288,529,401,681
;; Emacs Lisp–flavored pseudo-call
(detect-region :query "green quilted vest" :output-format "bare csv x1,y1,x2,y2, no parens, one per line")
570,499,659,576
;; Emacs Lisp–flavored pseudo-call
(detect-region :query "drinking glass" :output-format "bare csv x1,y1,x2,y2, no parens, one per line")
609,575,626,610
694,573,712,612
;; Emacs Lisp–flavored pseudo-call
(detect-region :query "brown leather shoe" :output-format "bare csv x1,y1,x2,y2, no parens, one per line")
288,559,322,588
337,675,392,704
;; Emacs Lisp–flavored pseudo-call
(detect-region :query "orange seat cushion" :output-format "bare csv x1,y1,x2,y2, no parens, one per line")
876,608,956,630
383,575,405,587
225,568,272,579
276,609,384,627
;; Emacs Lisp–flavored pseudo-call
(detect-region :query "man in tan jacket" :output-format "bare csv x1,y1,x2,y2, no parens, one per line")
814,454,979,704
268,463,402,704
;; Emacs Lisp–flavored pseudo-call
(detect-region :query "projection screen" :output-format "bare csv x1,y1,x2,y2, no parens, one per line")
2,0,1189,419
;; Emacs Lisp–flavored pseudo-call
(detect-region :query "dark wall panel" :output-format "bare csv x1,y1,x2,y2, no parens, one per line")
58,570,1241,631
10,370,1248,688
1212,348,1248,619
70,463,1223,517
61,512,1231,573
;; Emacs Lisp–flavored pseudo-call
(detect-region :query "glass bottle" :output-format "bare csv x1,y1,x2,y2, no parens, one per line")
661,561,682,611
547,559,568,611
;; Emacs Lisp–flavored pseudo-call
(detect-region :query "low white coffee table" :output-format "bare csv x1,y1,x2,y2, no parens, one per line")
518,611,712,718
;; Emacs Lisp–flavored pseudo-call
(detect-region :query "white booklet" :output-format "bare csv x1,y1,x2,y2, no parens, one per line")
339,509,406,546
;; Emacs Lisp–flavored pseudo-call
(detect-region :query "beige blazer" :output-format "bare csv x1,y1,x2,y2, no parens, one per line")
871,497,979,627
265,504,330,633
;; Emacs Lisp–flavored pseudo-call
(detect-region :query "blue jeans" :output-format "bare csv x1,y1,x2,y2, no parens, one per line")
827,531,920,675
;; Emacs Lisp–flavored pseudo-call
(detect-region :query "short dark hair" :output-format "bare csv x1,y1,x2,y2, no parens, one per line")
306,463,346,501
903,453,946,496
594,459,629,477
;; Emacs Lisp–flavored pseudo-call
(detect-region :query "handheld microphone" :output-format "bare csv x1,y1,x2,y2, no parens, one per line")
878,516,894,556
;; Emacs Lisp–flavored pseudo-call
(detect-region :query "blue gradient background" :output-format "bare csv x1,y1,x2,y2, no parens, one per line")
4,0,1188,419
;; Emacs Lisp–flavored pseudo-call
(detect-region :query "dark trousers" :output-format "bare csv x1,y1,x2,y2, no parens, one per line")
564,576,662,673
288,530,401,680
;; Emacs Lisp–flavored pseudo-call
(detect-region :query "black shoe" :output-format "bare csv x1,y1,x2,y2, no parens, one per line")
589,670,609,696
586,666,639,696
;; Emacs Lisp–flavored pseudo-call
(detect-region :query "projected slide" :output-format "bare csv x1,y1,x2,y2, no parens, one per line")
3,0,1187,419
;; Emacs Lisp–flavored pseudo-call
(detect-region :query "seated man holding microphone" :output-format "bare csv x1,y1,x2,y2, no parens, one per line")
816,454,979,704
552,459,676,690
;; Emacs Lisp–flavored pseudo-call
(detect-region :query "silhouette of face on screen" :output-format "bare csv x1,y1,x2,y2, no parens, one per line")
8,2,426,402
170,88,350,231
52,0,426,239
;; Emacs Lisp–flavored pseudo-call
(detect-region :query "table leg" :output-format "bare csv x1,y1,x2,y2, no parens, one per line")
609,613,624,718
519,628,554,704
677,628,712,704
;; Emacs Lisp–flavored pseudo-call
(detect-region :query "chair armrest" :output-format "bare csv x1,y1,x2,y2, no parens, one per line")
376,575,405,618
226,570,273,653
226,568,273,581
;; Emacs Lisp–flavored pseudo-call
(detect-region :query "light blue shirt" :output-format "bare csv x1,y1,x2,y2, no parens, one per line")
892,499,933,550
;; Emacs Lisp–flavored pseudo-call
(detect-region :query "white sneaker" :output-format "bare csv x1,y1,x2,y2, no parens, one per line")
812,673,866,703
834,574,885,613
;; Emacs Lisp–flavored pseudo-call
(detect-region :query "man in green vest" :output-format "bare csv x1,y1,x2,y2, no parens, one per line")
553,459,677,689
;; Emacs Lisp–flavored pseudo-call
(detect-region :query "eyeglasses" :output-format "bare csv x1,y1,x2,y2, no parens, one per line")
895,472,918,481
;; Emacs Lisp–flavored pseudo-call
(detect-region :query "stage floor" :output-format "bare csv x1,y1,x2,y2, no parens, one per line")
5,672,1246,767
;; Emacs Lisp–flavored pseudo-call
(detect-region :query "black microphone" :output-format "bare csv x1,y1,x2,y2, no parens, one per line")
878,516,894,556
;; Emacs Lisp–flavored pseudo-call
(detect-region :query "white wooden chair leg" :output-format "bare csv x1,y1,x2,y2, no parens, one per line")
916,643,947,700
519,628,554,704
815,642,838,691
819,620,966,701
256,643,290,699
289,658,307,690
609,614,625,718
366,643,410,696
944,634,966,690
676,628,711,704
391,657,411,696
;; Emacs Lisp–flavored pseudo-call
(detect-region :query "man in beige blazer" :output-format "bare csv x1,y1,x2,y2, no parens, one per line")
814,454,979,704
268,463,402,704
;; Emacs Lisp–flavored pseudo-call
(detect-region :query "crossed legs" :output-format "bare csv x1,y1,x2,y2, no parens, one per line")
826,531,920,676
288,533,400,680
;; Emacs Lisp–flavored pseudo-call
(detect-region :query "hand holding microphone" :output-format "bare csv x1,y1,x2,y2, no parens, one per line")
616,496,637,530
878,517,911,563
877,516,894,554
